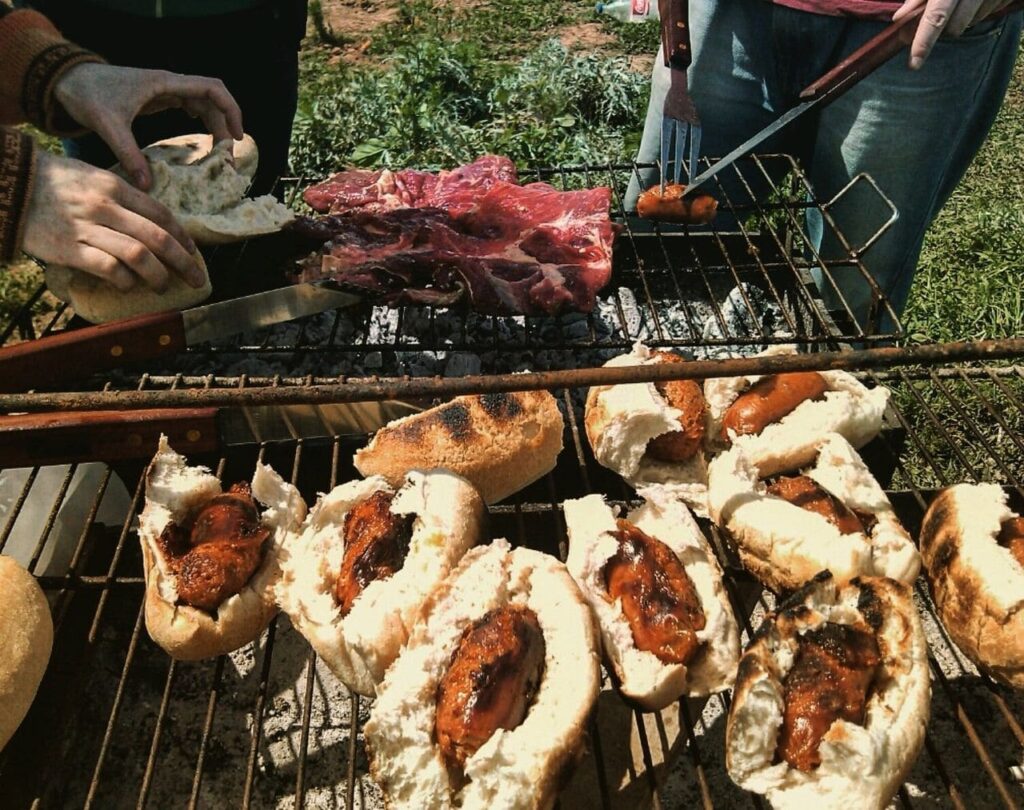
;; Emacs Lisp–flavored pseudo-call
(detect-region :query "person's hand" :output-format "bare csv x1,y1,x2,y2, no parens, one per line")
893,0,1017,68
52,63,244,190
21,150,206,293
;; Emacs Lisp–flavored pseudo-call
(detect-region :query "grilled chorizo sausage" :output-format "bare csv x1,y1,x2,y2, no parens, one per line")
637,184,718,225
334,490,415,616
434,605,546,771
157,482,269,612
777,622,881,771
604,519,705,665
998,516,1024,568
646,351,707,463
767,475,865,536
721,372,829,440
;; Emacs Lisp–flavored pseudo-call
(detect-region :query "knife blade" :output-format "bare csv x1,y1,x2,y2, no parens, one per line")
0,281,364,394
0,400,421,468
681,7,928,199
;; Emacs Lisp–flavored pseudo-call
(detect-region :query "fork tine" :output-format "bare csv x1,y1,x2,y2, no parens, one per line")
688,124,702,184
673,121,687,186
660,116,674,193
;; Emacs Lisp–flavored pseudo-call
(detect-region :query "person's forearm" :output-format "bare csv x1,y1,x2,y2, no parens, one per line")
0,127,36,263
0,8,103,133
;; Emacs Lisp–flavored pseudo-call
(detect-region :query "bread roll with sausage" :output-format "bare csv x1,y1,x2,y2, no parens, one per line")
0,556,53,751
708,433,919,593
564,487,739,710
705,345,889,478
364,539,601,810
919,483,1024,689
276,470,486,697
585,343,710,514
354,390,564,505
726,572,930,810
138,436,307,660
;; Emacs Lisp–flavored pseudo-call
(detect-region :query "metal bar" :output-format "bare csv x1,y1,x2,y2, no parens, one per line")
4,340,1021,411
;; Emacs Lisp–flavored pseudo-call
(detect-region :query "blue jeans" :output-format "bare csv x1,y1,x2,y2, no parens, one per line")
626,1,1022,334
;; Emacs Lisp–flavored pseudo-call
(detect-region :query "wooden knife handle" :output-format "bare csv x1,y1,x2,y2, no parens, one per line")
659,0,691,71
0,310,187,394
0,408,219,468
799,9,924,101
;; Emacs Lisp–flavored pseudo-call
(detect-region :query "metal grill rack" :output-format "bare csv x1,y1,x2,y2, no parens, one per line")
1,365,1023,808
1,155,900,395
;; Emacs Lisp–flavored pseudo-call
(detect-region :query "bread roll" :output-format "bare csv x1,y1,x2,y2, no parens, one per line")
276,470,486,696
0,556,53,751
564,486,739,709
354,390,564,505
119,133,259,181
919,483,1024,689
364,539,601,809
44,249,212,325
705,345,889,478
726,573,930,809
585,343,710,515
138,436,307,660
708,433,919,593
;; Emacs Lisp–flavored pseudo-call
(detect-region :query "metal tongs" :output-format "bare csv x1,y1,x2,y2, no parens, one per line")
658,0,701,190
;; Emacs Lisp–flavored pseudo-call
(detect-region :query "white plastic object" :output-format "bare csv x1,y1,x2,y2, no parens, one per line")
595,0,659,22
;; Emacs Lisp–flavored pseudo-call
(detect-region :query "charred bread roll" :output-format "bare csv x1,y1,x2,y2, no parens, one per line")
564,486,739,709
354,390,564,505
919,483,1024,689
705,345,889,478
277,470,485,696
0,556,53,751
708,433,919,593
585,343,710,513
636,183,718,225
364,539,600,809
138,436,306,660
726,572,930,809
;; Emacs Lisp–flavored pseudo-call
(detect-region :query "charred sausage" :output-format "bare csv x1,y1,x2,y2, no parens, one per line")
646,351,707,463
998,516,1024,568
604,519,706,665
435,605,546,771
637,184,718,225
776,622,881,771
720,372,829,440
334,490,415,616
767,476,865,536
157,482,269,612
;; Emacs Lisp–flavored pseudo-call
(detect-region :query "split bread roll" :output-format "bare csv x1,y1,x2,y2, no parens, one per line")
45,133,293,323
705,345,889,478
919,483,1024,689
564,487,739,710
276,470,486,697
364,539,601,810
726,572,930,810
708,433,920,593
354,390,564,504
44,250,211,325
585,342,710,514
0,556,53,751
138,436,307,660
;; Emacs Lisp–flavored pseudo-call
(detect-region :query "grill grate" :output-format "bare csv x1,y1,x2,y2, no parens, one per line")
1,365,1023,808
1,155,900,395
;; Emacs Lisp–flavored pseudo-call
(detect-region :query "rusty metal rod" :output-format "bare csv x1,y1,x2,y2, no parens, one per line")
2,338,1023,412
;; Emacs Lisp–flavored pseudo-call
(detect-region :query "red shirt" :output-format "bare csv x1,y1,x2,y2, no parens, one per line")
772,0,902,19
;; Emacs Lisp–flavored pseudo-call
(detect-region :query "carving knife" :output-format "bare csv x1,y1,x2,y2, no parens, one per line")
0,400,421,468
680,7,931,198
0,280,365,393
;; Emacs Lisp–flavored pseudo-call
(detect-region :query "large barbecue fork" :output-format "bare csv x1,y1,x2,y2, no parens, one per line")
658,0,700,190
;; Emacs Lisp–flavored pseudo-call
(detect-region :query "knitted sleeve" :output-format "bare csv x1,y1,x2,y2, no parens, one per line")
0,7,105,134
0,127,36,262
